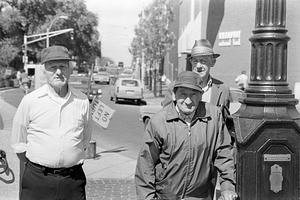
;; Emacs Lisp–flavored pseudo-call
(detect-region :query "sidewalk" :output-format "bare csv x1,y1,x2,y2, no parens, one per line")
0,87,164,200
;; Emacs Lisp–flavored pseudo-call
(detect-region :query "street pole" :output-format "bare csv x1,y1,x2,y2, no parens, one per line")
46,15,68,48
23,35,28,65
46,28,50,48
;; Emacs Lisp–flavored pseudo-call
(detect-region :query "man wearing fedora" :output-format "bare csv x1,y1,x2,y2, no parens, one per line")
11,45,92,200
189,39,230,108
135,71,237,200
162,39,230,110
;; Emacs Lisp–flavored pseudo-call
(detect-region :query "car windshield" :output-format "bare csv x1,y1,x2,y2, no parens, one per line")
121,80,139,87
98,67,107,72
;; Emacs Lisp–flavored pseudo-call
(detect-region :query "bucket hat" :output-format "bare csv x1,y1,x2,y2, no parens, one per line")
41,45,71,64
174,71,203,93
191,39,220,58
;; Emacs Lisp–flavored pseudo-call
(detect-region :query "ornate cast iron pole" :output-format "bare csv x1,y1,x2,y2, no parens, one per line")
233,0,300,199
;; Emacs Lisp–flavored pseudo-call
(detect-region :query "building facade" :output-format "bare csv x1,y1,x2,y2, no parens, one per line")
166,0,300,91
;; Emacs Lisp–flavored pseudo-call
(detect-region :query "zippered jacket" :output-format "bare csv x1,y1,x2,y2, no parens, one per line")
135,101,236,200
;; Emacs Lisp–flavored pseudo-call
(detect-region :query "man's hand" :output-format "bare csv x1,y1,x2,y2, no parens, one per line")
218,190,238,200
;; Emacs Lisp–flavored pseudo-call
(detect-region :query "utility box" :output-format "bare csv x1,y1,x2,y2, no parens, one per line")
234,118,300,199
85,140,96,159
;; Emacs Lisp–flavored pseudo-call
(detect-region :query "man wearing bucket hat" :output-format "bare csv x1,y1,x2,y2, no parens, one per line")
11,45,91,200
135,71,237,200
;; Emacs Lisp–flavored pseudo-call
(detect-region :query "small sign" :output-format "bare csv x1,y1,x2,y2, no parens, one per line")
4,69,12,76
91,96,115,128
264,154,291,162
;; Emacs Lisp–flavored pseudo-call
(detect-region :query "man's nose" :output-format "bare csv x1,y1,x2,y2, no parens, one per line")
184,97,192,104
55,68,63,74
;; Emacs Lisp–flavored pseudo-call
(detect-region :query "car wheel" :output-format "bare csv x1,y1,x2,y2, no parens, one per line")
110,96,113,101
143,117,150,129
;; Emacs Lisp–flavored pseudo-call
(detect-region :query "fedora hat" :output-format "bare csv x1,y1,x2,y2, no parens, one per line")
191,39,220,58
41,45,71,64
174,71,203,93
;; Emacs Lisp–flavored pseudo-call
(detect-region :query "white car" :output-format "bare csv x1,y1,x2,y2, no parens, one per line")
110,78,143,105
93,72,110,84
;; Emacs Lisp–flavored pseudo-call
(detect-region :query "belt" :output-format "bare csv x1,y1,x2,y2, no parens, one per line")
27,160,82,175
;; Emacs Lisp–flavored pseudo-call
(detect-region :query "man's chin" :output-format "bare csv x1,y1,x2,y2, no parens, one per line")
50,81,67,88
180,107,195,115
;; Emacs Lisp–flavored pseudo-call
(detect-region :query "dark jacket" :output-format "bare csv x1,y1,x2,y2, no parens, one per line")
135,102,236,200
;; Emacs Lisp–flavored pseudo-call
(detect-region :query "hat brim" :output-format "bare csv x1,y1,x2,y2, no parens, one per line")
174,83,203,93
191,53,220,58
42,58,72,64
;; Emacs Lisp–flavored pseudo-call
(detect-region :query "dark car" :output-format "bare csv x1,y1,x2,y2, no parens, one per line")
69,74,102,102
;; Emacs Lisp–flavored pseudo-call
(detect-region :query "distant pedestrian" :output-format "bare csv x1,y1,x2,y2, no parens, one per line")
135,71,237,200
20,69,30,94
16,70,21,85
11,45,92,200
235,70,248,91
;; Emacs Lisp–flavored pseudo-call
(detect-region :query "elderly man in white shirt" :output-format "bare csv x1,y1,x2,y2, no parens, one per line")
11,45,92,200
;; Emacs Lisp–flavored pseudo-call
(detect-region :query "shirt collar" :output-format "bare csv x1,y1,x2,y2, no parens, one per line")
202,76,213,92
36,84,81,98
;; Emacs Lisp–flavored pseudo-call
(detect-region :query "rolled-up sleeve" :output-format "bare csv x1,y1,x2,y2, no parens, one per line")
135,120,161,200
11,97,29,153
214,111,236,192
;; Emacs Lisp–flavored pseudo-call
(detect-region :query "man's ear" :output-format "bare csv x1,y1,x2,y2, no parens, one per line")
68,61,74,74
211,58,216,66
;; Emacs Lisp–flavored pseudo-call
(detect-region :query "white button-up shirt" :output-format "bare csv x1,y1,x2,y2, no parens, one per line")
11,84,92,168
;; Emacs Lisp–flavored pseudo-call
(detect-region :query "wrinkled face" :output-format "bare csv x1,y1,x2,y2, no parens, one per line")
190,55,215,80
175,87,203,115
44,60,71,89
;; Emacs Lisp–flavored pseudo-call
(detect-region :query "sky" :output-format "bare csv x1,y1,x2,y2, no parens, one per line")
85,0,153,67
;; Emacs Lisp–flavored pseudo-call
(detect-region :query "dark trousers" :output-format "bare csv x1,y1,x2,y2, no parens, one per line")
21,161,86,200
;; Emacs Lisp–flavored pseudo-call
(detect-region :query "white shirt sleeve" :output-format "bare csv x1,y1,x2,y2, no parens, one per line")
11,96,29,153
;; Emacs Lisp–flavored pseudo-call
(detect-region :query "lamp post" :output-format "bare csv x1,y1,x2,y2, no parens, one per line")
46,15,68,48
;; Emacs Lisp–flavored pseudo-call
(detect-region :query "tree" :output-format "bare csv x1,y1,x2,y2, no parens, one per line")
0,0,101,71
130,0,175,96
0,38,19,68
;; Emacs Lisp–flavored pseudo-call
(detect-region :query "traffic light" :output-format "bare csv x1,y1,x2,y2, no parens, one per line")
118,62,124,68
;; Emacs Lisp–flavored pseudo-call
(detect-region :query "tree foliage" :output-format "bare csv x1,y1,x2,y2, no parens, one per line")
0,0,101,70
130,0,175,70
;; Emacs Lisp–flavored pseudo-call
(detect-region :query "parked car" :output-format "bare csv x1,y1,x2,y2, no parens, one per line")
110,77,143,105
69,74,102,102
93,72,110,85
139,104,163,127
119,68,133,78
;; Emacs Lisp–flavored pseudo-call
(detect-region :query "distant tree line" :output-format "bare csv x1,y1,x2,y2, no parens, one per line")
129,0,175,96
0,0,101,71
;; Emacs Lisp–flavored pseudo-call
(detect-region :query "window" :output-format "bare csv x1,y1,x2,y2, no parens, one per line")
121,80,138,87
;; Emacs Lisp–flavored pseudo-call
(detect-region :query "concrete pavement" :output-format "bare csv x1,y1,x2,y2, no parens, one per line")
0,87,165,200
